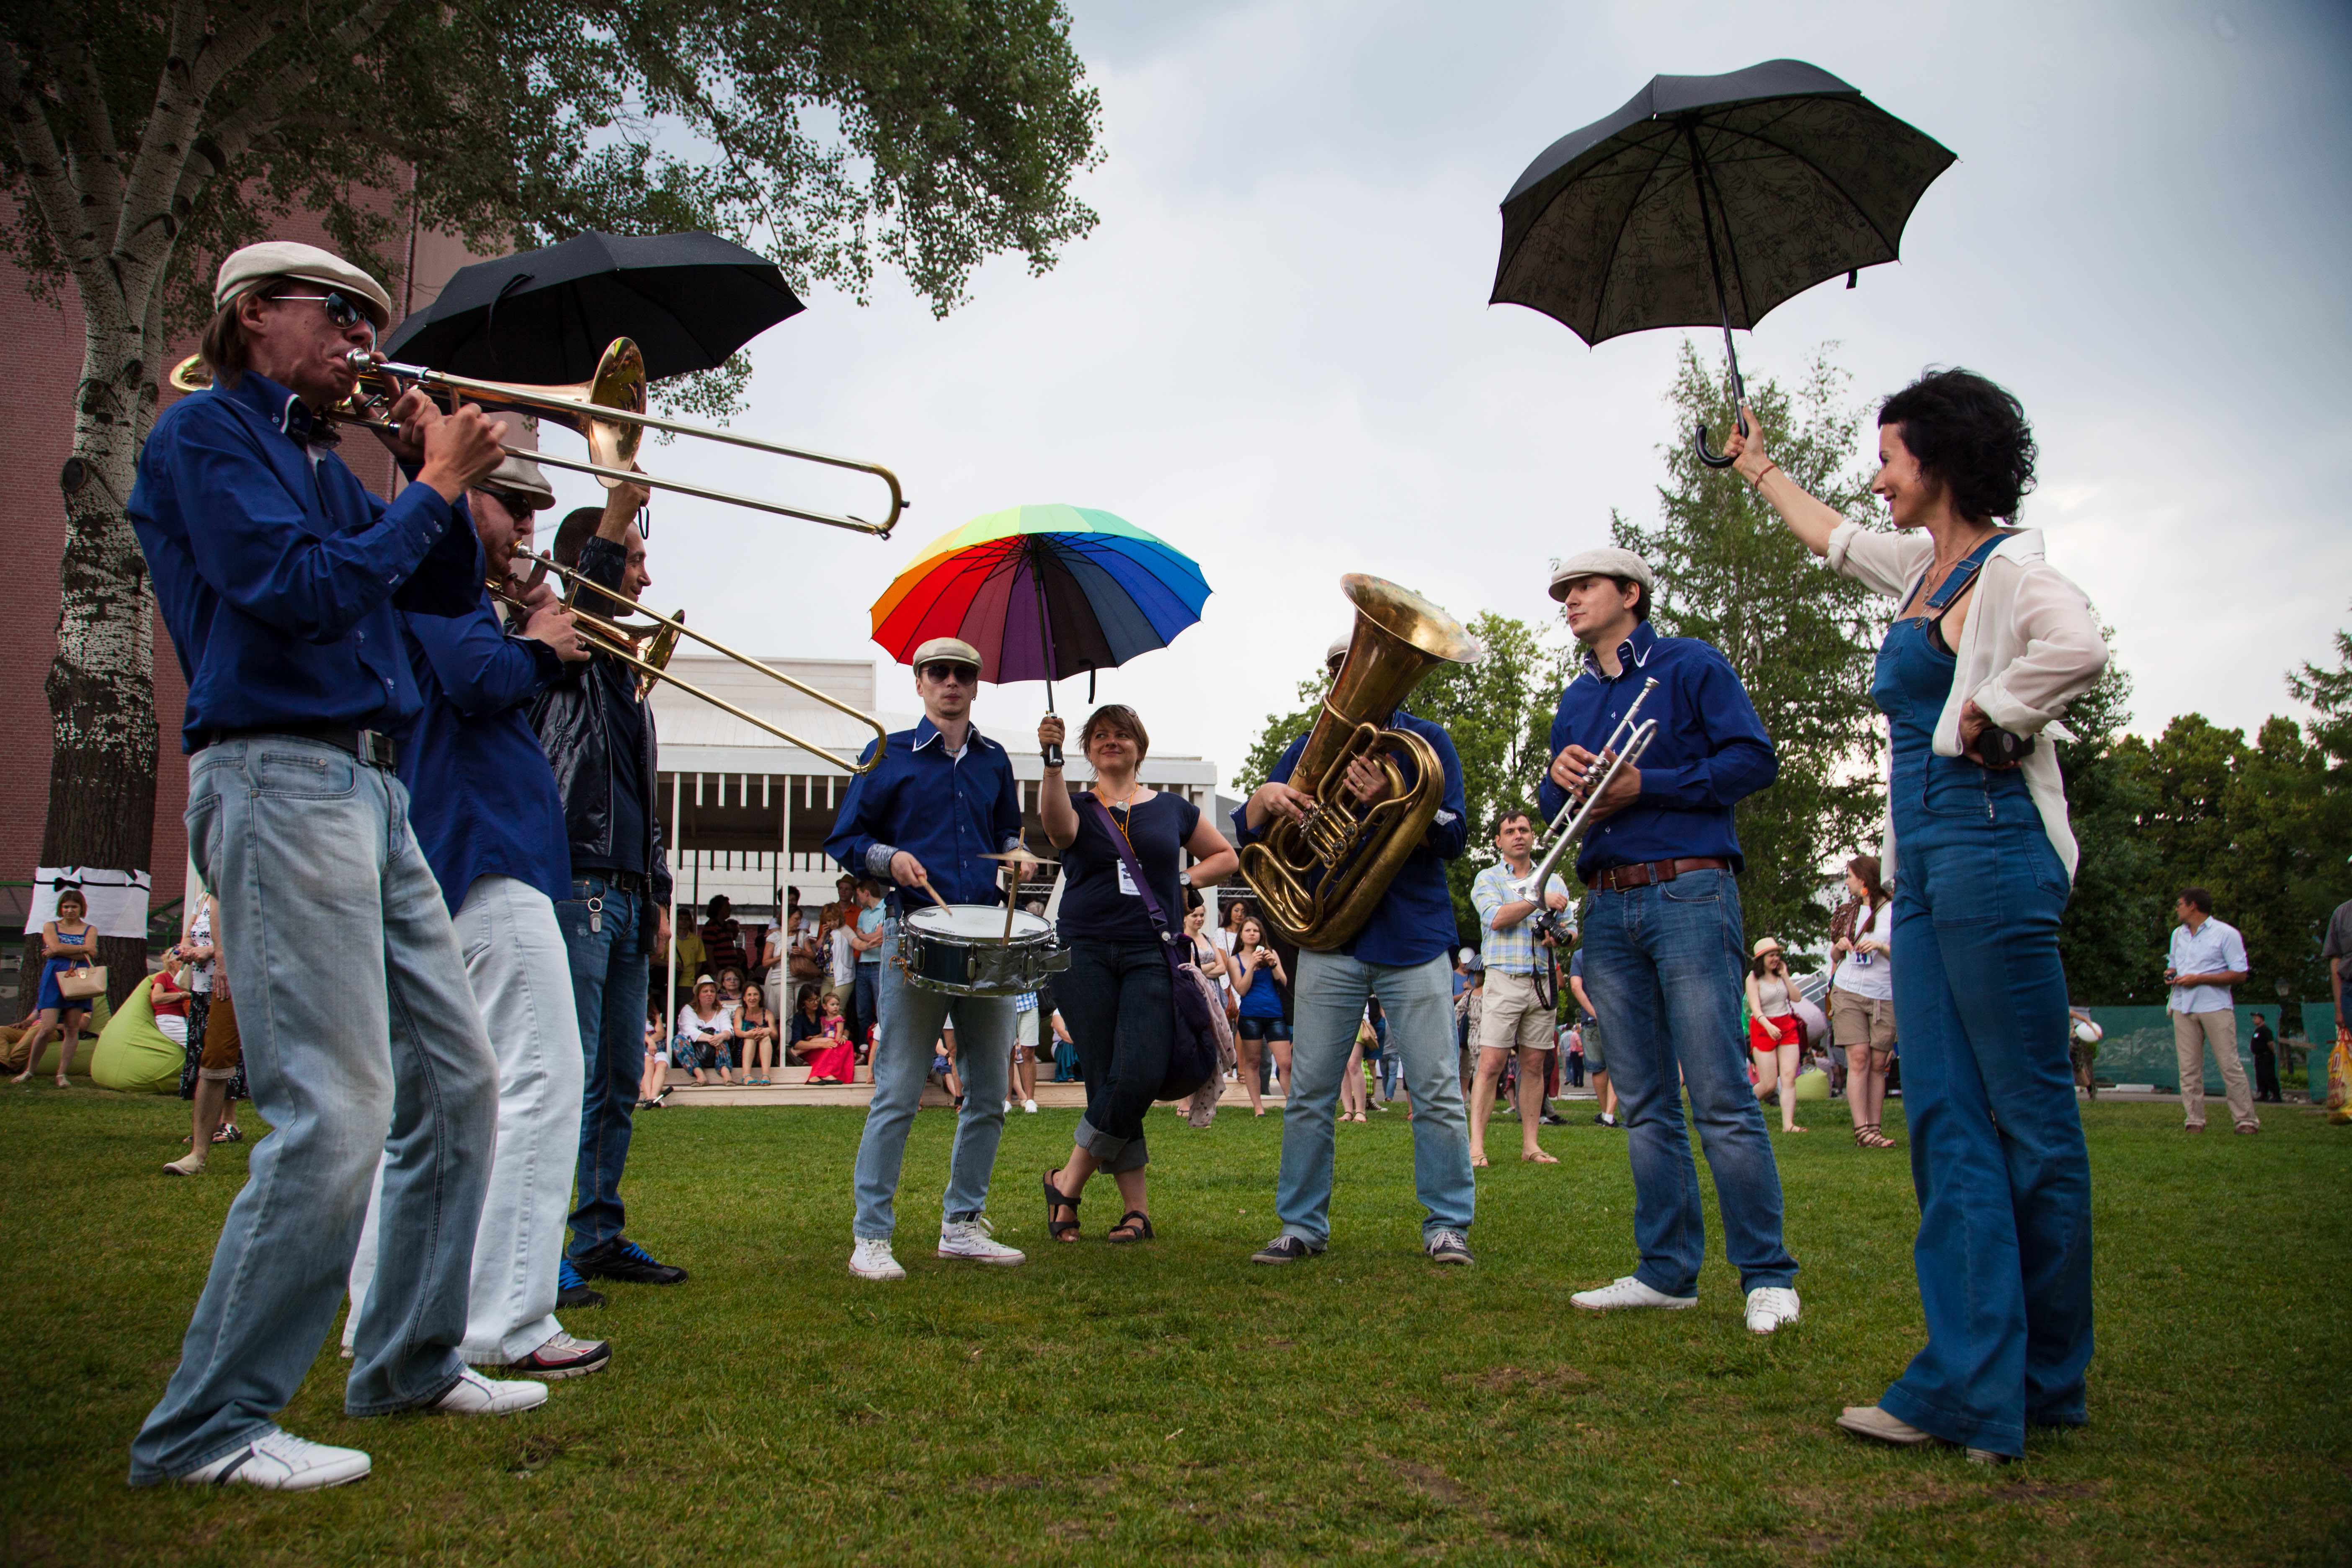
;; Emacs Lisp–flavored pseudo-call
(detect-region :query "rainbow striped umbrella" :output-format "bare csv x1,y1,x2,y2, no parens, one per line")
869,504,1211,705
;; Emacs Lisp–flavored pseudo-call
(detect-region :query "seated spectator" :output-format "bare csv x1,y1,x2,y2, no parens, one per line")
673,976,737,1086
716,967,746,1021
737,983,780,1085
929,1028,965,1109
787,988,826,1061
803,993,859,1085
700,895,747,977
640,1008,671,1109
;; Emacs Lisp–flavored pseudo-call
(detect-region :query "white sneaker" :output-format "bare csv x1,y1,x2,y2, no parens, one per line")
1745,1285,1802,1334
1022,1098,1038,1114
181,1429,371,1491
938,1217,1026,1266
849,1237,906,1281
1571,1275,1698,1312
429,1365,549,1416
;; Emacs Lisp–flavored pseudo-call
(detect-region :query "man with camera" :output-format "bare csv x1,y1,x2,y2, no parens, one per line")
1467,808,1573,1166
1540,547,1799,1335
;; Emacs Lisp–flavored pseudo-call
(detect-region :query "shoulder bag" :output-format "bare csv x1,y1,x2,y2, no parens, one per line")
1081,795,1235,1101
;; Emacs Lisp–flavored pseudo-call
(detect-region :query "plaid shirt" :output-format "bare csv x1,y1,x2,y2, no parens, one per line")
1470,861,1573,975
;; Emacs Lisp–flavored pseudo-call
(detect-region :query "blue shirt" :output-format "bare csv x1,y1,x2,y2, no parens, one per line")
395,593,572,914
1231,708,1468,968
826,716,1023,909
129,372,480,750
1537,621,1777,880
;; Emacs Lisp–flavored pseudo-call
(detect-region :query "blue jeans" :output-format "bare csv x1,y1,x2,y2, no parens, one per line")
1580,868,1795,1297
854,963,880,1051
852,924,1015,1239
1277,951,1473,1246
556,877,649,1256
130,738,496,1482
1877,772,2091,1457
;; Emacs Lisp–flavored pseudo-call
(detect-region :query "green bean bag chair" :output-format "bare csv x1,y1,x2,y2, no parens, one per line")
5,990,113,1076
1792,1066,1831,1102
90,976,183,1092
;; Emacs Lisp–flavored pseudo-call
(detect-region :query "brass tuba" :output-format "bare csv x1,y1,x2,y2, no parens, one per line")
1240,574,1482,951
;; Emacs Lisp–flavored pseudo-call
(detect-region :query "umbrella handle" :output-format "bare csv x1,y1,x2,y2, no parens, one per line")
1042,739,1064,769
1693,408,1746,469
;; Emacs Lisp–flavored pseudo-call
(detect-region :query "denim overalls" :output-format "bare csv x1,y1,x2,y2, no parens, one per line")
1870,534,2093,1457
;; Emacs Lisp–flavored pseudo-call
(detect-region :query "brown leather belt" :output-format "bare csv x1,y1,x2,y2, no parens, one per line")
1584,856,1730,893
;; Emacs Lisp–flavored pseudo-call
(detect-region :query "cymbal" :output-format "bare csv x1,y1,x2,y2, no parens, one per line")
977,849,1059,864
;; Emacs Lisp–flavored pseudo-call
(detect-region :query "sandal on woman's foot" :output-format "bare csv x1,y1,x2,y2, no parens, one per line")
1522,1149,1558,1163
1471,1153,1489,1168
1858,1124,1894,1148
1043,1168,1081,1242
1106,1210,1155,1244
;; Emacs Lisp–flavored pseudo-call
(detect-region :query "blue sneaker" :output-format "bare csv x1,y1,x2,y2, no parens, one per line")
556,1259,606,1310
575,1235,688,1285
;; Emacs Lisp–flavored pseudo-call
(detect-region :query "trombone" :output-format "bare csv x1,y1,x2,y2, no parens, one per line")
169,337,906,537
493,547,888,776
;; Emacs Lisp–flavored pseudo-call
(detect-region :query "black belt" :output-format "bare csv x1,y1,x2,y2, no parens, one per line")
196,725,398,770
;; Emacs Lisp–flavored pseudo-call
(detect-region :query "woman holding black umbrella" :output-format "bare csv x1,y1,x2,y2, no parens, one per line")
1727,371,2107,1464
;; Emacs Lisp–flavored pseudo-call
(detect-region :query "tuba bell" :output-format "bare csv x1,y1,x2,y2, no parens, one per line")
1239,574,1482,951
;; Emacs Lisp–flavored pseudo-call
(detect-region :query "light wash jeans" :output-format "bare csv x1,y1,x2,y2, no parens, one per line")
1277,950,1473,1247
129,737,497,1483
346,876,585,1364
1579,868,1796,1298
852,922,1015,1240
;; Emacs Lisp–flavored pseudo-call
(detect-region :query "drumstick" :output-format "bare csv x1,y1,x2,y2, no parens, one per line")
913,875,949,910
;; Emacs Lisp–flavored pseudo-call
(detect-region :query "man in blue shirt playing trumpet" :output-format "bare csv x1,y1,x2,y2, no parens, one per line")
127,240,542,1494
343,444,616,1383
826,638,1037,1282
1538,547,1801,1336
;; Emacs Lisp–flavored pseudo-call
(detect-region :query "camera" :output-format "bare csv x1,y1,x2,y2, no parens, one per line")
1977,725,2032,768
1527,905,1576,948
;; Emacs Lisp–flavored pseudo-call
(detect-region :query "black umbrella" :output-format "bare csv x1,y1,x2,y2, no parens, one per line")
384,230,804,384
1491,59,1954,465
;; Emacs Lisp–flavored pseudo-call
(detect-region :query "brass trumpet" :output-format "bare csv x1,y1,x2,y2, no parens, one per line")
490,547,887,775
169,337,906,536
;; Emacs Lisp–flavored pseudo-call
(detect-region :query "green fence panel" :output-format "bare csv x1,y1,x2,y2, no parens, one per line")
2081,1003,2320,1092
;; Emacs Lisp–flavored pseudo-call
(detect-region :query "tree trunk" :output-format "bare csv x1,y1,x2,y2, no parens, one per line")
39,319,160,1010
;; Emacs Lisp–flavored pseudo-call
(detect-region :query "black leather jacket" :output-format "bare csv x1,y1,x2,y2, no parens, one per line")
528,535,673,907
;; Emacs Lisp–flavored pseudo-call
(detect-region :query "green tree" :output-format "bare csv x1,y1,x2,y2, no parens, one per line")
2141,714,2246,916
2056,648,2162,1003
0,1,1101,999
1611,341,1886,961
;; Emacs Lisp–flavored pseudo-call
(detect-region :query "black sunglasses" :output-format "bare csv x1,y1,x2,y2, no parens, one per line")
271,289,380,339
920,660,979,684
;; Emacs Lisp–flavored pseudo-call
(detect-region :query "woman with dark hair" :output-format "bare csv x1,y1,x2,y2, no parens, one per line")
736,983,779,1085
1744,939,1806,1135
1728,370,2108,1463
1035,703,1238,1243
13,888,96,1086
1830,854,1898,1148
1230,916,1290,1117
787,986,825,1062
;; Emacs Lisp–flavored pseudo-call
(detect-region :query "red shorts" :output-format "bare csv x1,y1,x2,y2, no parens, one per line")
1749,1013,1800,1052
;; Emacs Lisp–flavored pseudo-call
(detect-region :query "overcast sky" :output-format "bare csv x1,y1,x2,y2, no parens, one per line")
535,0,2352,789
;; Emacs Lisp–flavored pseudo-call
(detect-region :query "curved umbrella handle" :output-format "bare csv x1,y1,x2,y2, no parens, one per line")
1693,407,1747,469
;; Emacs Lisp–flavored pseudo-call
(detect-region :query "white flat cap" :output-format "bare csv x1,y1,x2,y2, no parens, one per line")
911,636,984,673
1326,632,1352,664
481,452,555,509
214,241,393,328
1549,545,1656,602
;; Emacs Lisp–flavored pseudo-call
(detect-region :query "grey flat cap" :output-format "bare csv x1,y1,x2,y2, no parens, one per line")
1326,632,1352,664
214,241,393,327
1549,546,1656,602
482,452,556,510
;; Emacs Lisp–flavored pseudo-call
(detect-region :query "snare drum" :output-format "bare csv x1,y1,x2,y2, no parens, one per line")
897,904,1070,997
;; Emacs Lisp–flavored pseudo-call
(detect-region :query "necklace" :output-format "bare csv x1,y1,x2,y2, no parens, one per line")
1093,779,1140,852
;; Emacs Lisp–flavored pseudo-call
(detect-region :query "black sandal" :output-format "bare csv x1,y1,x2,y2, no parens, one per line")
1043,1168,1081,1242
1106,1210,1155,1244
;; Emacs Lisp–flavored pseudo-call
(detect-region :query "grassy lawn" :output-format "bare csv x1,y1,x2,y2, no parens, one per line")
3,1086,2347,1566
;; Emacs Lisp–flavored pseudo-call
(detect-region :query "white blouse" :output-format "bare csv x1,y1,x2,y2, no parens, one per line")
1827,522,2107,882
